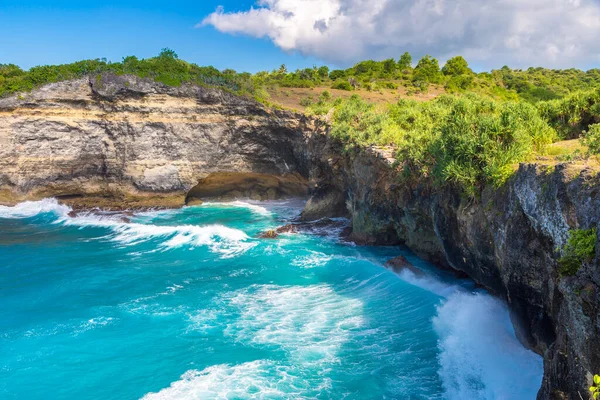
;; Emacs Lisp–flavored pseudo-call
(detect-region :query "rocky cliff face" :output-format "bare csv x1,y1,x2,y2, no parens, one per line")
2,76,598,398
0,73,325,208
305,141,600,399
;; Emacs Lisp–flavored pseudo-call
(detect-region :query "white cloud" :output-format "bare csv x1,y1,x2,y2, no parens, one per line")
199,0,600,69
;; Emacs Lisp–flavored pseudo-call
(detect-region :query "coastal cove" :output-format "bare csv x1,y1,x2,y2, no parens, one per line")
0,199,543,399
1,74,600,398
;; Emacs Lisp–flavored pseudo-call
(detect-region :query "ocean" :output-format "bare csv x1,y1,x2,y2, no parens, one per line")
0,198,543,399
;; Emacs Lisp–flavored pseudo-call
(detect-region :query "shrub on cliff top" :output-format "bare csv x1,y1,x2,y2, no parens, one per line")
537,89,600,139
322,93,556,195
558,228,597,276
581,123,600,155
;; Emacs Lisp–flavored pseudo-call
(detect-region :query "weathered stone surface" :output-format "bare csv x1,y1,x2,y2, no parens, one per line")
305,144,600,399
0,73,325,207
385,255,425,277
185,172,309,202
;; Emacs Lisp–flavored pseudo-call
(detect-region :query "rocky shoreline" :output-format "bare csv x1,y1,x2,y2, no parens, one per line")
2,75,599,399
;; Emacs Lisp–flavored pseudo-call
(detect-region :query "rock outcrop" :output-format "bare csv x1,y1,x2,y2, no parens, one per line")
305,143,600,399
0,73,325,208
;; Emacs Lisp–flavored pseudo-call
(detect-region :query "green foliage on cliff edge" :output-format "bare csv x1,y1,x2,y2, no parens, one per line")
311,94,556,196
590,374,600,399
0,48,256,98
558,228,597,276
5,49,600,105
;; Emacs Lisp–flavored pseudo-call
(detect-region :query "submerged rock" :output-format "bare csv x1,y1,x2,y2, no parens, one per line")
276,224,298,234
259,229,278,239
385,255,425,277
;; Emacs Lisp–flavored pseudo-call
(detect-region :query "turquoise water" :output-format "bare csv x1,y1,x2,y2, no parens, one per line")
0,199,543,399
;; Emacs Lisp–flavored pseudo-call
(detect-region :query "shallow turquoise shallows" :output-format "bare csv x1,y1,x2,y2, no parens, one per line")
0,199,543,400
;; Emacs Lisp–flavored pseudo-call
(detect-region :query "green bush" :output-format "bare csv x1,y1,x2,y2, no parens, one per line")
413,55,442,84
319,90,332,101
380,81,398,89
398,52,412,71
299,96,313,107
537,89,600,139
581,123,600,154
329,95,390,144
442,56,472,76
331,80,353,91
558,228,597,276
320,93,556,195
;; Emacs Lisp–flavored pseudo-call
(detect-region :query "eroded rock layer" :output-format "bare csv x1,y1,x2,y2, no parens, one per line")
0,73,324,208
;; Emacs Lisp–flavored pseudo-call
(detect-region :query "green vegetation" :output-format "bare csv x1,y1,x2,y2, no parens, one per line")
590,375,600,399
0,48,256,98
581,124,600,155
413,55,442,85
537,89,600,139
309,94,556,195
4,50,600,105
558,228,597,276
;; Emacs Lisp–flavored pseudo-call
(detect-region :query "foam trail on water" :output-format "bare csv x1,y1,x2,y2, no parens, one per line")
61,214,254,257
226,284,363,365
0,198,70,219
141,360,327,400
198,201,272,216
0,199,253,257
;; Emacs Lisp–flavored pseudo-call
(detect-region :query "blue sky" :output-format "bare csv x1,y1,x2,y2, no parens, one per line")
2,0,600,72
0,0,324,72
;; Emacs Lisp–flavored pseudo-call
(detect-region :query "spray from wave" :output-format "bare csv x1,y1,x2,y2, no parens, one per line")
397,263,543,399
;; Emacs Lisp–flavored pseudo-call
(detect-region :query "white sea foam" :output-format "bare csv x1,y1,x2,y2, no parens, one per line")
387,260,543,399
0,199,254,256
60,212,254,257
433,291,543,400
290,251,332,269
199,201,272,216
141,360,328,400
397,268,464,298
74,316,115,336
0,198,70,219
226,284,363,365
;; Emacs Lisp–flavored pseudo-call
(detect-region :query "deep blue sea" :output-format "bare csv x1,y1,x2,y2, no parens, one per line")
0,199,543,399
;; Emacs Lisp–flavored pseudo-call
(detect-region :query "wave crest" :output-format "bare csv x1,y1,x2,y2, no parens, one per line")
0,198,70,219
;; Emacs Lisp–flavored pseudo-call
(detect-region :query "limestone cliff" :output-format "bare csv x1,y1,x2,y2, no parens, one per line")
304,141,600,399
0,73,324,208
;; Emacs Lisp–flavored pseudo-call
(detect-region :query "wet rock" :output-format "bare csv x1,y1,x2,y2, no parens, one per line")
259,229,278,239
275,224,298,234
385,255,425,277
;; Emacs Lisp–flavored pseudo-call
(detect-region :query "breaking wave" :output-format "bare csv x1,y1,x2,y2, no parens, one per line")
0,199,254,257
